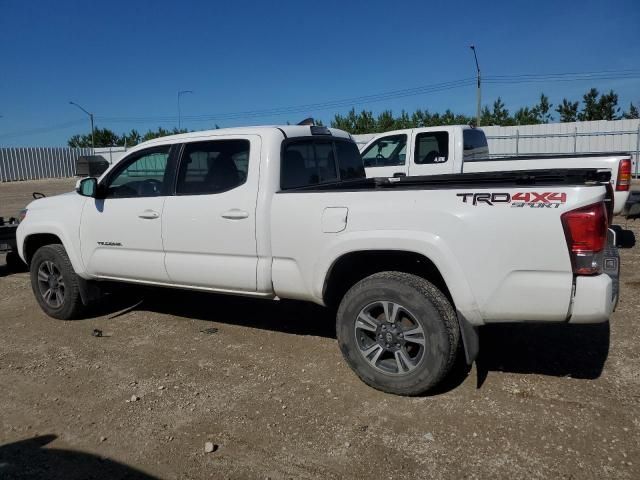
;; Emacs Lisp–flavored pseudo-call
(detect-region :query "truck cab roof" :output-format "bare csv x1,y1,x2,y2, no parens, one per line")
132,125,352,151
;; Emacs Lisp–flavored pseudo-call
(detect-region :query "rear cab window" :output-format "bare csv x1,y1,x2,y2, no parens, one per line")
281,138,365,190
463,129,489,161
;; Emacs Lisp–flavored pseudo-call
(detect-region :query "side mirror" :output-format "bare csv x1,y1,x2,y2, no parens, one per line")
76,177,98,197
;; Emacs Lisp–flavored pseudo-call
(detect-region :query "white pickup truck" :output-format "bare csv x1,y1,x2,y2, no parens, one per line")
17,125,619,395
360,125,633,214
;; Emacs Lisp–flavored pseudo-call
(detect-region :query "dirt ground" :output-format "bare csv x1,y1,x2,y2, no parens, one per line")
0,178,639,479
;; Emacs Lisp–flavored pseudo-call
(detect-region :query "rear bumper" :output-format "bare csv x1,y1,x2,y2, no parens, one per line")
568,274,614,323
568,229,619,324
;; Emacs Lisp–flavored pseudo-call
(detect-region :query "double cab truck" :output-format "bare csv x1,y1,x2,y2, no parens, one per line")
17,125,619,395
360,125,633,214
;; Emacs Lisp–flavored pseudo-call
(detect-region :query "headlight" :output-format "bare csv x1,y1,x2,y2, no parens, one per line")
18,209,28,223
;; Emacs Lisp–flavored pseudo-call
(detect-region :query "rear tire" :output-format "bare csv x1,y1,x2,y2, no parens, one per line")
30,244,84,320
336,271,460,396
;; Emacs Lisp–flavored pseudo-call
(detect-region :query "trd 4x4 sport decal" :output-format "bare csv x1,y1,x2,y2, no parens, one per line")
457,192,567,208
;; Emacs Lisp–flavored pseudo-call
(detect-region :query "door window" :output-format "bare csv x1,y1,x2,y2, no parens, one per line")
176,140,250,195
105,147,171,198
361,135,407,167
414,132,449,164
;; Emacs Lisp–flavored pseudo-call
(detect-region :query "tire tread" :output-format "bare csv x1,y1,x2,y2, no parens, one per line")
336,271,460,395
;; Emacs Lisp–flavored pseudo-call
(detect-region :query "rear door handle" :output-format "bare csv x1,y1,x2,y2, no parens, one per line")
138,210,160,219
221,209,249,220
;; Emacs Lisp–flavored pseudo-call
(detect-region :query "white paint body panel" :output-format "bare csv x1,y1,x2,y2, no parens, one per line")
16,125,614,327
162,135,262,291
80,196,169,282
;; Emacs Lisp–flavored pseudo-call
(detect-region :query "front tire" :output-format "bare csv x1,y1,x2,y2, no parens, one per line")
336,272,460,396
30,244,84,320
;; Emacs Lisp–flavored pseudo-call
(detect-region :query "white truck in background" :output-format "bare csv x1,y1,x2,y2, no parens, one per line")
360,125,633,214
17,125,620,395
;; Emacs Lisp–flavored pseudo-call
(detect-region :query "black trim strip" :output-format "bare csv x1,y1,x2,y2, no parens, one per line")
467,152,631,163
277,168,611,193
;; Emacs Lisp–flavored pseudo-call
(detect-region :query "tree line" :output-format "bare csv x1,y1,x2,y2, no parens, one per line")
68,126,189,148
331,88,638,134
68,87,639,147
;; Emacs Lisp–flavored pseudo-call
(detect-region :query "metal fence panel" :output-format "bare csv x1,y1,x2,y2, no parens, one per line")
0,147,92,182
483,119,640,176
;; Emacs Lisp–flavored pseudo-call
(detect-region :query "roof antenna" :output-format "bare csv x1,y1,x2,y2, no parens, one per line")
297,117,315,126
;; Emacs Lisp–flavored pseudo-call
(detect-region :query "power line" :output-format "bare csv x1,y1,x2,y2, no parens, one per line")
485,68,640,79
99,78,477,124
98,69,640,126
2,69,639,139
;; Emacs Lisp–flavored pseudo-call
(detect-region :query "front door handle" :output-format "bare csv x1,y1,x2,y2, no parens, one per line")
138,210,160,219
393,172,406,178
221,209,249,220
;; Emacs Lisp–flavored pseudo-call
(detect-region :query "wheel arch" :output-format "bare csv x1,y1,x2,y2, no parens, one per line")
322,250,452,309
23,233,64,265
324,249,481,365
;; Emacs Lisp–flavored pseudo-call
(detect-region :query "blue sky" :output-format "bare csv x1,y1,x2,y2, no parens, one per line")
0,0,639,146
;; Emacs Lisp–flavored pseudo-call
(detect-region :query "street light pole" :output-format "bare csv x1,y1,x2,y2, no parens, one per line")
69,101,95,149
470,45,481,127
177,90,193,130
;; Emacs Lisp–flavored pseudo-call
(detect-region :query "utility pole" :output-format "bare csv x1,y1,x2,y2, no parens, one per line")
470,45,481,126
177,90,193,130
69,101,95,149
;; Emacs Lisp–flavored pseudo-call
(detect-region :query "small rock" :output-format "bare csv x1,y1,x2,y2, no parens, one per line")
424,432,434,442
158,386,165,390
472,432,478,438
131,395,139,402
204,442,218,453
344,441,351,448
100,436,107,442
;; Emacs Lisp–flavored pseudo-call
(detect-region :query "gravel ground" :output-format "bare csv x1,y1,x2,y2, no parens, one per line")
0,178,639,479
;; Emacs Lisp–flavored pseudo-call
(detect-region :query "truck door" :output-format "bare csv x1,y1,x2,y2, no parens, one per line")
161,136,259,291
80,146,172,282
407,130,453,176
362,134,409,178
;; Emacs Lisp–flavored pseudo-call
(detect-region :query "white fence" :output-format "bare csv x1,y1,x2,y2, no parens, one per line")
482,119,640,176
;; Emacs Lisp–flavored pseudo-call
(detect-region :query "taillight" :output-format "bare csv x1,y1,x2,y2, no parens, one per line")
561,202,608,275
616,158,631,191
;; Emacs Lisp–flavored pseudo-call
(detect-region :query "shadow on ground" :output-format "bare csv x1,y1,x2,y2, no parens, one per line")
1,261,610,392
0,435,158,480
477,322,610,380
92,285,338,339
92,286,610,385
